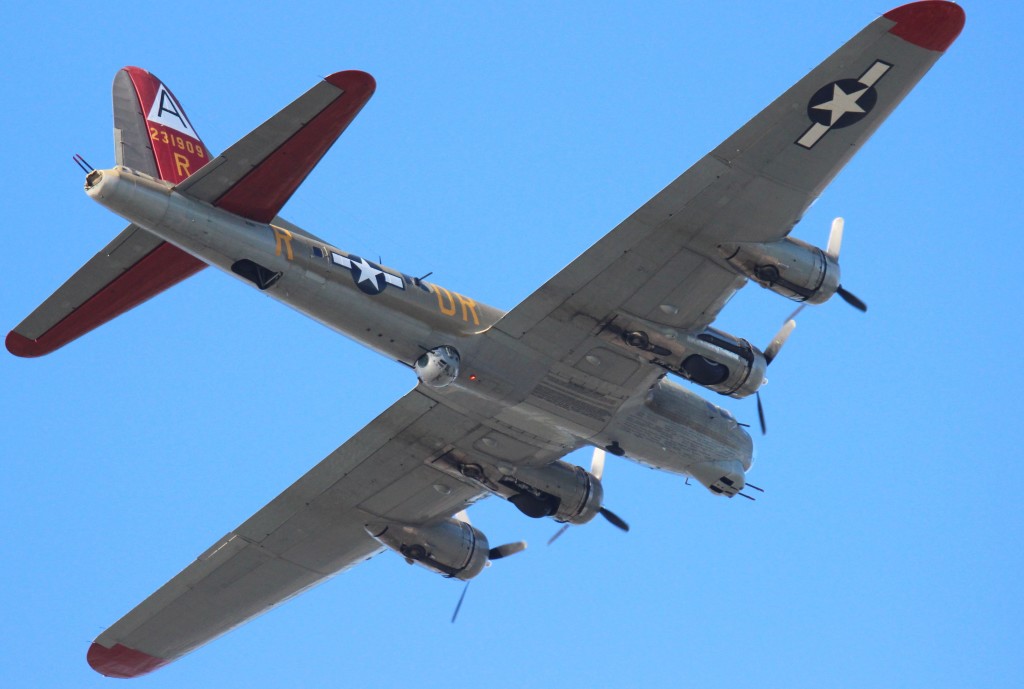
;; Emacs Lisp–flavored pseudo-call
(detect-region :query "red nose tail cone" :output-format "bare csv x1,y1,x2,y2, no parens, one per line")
87,642,169,678
884,1,966,52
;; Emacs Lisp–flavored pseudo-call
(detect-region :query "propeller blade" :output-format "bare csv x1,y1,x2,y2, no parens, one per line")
826,217,844,259
837,285,867,312
546,524,571,546
764,318,797,365
590,447,606,480
756,390,767,436
453,509,471,524
784,303,807,324
488,540,527,560
451,581,470,623
599,507,630,532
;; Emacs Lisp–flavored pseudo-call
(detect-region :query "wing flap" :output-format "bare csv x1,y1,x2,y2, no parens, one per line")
177,70,375,223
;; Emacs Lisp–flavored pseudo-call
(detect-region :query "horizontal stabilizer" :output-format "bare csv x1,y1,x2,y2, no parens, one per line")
7,225,206,358
176,71,376,223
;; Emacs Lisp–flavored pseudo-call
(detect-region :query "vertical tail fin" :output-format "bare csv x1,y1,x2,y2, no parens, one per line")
113,66,210,183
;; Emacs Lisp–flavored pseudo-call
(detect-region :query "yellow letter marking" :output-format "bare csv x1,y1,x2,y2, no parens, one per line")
434,285,457,316
455,293,480,325
173,152,191,179
272,226,294,261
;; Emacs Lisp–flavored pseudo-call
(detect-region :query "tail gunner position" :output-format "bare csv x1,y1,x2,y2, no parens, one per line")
7,2,964,679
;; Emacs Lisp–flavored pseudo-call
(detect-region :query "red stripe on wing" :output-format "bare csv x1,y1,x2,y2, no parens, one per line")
6,244,205,357
214,70,376,223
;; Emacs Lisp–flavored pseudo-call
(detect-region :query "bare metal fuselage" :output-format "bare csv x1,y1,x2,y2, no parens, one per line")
86,165,753,490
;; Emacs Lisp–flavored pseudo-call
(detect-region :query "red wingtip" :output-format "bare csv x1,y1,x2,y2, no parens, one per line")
324,69,377,97
5,330,46,358
885,1,965,52
87,642,169,678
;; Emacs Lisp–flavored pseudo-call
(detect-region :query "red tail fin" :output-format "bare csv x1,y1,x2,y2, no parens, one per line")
114,66,210,182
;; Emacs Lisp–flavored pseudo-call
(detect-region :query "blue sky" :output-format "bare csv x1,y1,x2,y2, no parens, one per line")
2,2,1022,687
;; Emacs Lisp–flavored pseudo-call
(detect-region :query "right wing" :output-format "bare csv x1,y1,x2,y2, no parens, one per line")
88,388,507,678
493,2,965,356
466,3,964,444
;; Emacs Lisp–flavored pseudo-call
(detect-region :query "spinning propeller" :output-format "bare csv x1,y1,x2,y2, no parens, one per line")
755,217,866,434
449,511,527,623
756,305,802,435
826,217,867,313
547,448,629,546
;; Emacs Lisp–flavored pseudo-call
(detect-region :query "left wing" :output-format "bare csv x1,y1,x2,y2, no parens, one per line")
87,389,508,678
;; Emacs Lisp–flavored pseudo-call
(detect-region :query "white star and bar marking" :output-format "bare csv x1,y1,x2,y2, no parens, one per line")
330,252,405,293
796,60,892,149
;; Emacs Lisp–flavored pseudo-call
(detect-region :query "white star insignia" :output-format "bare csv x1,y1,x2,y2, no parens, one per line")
351,257,382,286
812,83,869,125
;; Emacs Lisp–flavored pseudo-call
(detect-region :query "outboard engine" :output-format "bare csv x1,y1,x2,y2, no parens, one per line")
719,237,840,305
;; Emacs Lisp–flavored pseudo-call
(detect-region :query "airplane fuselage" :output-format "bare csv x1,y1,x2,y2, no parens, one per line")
85,165,754,491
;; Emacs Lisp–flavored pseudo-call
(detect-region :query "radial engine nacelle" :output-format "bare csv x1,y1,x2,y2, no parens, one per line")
502,461,604,525
612,318,766,399
365,518,490,580
436,457,604,527
718,237,840,306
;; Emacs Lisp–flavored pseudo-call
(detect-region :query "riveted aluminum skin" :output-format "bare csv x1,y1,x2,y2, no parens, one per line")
84,167,504,368
600,377,753,494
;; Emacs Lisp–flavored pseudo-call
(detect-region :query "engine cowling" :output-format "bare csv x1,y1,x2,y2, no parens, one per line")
440,457,604,526
501,461,604,525
365,518,489,580
612,318,766,399
719,237,840,305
